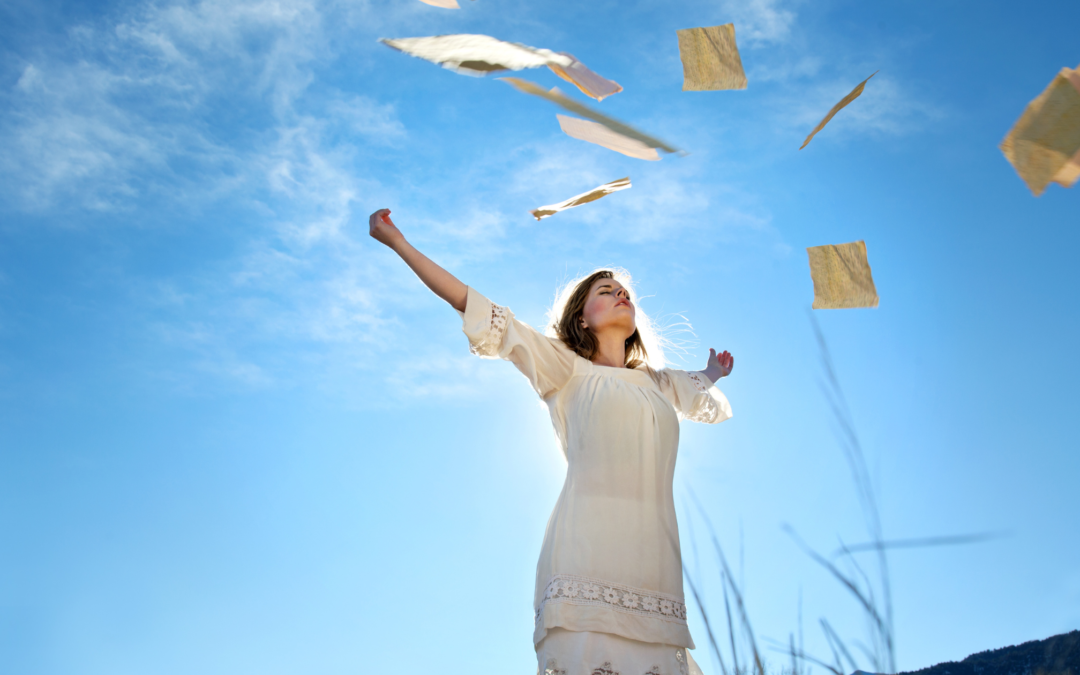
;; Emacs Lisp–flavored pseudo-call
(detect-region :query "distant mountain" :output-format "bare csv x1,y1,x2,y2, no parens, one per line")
886,631,1079,675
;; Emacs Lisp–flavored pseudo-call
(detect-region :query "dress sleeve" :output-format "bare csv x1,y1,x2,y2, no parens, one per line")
651,368,733,424
458,286,576,399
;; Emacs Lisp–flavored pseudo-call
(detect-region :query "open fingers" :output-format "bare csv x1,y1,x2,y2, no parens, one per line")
712,350,733,372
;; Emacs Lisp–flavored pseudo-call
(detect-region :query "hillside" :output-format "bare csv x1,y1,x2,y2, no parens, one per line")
895,631,1080,675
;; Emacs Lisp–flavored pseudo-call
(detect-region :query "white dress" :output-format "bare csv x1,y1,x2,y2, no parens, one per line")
459,287,731,675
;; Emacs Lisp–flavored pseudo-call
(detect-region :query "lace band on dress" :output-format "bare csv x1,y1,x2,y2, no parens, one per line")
536,574,688,626
468,301,511,357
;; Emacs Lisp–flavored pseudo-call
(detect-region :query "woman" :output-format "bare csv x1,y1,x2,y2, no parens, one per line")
369,208,734,675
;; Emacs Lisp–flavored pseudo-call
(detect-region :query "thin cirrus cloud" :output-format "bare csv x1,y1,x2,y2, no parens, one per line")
2,60,235,212
0,0,426,392
698,0,944,142
0,0,403,217
0,0,899,395
716,0,797,46
787,74,945,141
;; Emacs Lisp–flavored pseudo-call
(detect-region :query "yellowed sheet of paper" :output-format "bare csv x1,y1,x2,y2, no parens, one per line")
807,240,879,309
1000,67,1080,196
1052,147,1080,187
800,72,878,150
531,177,631,220
501,78,682,155
676,24,747,91
557,115,660,160
548,53,623,101
417,0,459,8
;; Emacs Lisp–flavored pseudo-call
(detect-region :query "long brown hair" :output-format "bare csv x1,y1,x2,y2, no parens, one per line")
552,269,649,369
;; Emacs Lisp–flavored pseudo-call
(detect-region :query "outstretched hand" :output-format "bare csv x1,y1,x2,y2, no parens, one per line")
706,348,734,380
369,208,405,249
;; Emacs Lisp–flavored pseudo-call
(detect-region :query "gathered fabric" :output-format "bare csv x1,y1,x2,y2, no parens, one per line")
458,287,732,669
538,628,706,675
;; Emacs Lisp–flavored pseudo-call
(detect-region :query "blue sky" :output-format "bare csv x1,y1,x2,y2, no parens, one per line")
1,0,1078,673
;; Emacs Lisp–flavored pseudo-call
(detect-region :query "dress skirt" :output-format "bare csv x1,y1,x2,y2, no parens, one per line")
536,628,705,675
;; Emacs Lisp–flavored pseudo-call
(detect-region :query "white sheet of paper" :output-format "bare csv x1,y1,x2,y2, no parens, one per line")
557,115,660,160
379,34,572,75
501,78,682,155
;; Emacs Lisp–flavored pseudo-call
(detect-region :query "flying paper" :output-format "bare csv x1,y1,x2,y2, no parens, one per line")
417,0,459,8
800,72,878,150
1000,65,1080,196
676,24,748,91
379,34,565,74
530,177,632,220
806,241,879,309
378,35,621,99
502,78,682,155
557,114,660,160
548,53,623,101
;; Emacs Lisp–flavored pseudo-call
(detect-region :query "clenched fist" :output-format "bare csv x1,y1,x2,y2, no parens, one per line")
369,208,405,249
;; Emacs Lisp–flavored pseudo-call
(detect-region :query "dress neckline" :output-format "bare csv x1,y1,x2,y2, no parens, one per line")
579,357,651,382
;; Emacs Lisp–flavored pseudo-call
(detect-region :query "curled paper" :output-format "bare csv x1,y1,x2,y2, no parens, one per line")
557,114,660,160
800,72,878,150
1000,65,1080,196
807,240,879,309
417,0,459,8
501,78,682,155
548,53,623,101
378,35,620,100
676,24,748,91
530,177,632,220
379,34,567,75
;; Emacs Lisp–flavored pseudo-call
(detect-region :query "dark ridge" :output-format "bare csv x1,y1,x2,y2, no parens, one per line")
886,631,1080,675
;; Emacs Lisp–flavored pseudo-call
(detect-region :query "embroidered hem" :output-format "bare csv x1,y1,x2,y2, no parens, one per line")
537,574,688,626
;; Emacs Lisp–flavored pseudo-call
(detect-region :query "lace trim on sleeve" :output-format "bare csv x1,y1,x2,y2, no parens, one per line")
684,371,719,423
468,302,510,357
684,398,719,424
686,371,711,394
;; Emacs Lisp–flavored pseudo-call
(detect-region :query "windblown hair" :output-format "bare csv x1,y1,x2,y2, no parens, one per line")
547,268,666,370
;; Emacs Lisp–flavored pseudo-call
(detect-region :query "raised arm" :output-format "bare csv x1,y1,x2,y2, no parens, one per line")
369,208,468,312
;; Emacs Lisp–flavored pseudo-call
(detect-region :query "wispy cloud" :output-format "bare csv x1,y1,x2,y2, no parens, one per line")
0,0,800,396
2,58,239,212
0,0,421,391
786,73,945,142
720,0,798,46
0,0,402,216
710,0,944,143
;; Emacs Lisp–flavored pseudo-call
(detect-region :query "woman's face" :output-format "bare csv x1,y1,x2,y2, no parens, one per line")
581,277,636,338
